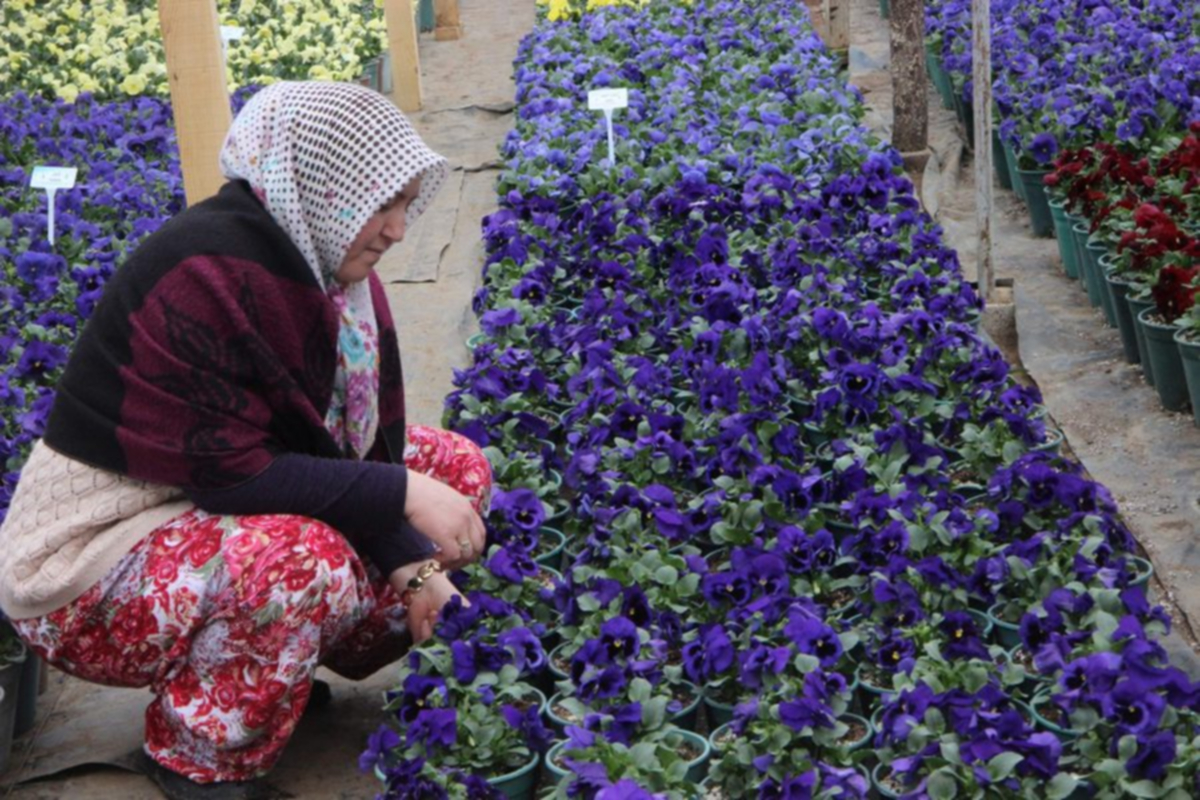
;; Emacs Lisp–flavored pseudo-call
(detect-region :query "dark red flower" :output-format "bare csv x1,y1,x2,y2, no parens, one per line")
1151,265,1200,323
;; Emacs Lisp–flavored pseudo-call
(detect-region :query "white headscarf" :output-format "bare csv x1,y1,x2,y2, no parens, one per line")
220,81,449,457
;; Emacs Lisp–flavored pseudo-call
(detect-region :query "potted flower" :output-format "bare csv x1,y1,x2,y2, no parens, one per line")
706,646,868,798
872,679,1069,798
366,649,553,799
543,723,708,797
1175,286,1200,427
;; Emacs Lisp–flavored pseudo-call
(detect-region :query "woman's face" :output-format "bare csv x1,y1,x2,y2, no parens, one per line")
335,176,423,284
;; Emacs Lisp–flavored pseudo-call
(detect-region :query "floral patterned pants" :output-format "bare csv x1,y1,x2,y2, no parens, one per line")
12,425,491,784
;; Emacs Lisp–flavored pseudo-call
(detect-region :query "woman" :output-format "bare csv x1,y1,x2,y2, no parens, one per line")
0,82,489,799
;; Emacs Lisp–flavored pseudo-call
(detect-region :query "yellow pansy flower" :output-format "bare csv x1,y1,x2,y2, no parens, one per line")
119,73,147,95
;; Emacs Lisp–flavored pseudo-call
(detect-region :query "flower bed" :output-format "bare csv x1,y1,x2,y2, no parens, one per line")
0,0,386,102
369,1,1200,798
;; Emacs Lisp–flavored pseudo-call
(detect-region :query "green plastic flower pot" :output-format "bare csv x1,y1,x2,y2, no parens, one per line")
991,129,1013,190
1026,694,1081,741
534,527,566,570
1005,646,1047,693
547,643,572,683
1015,167,1054,237
986,601,1021,649
839,712,873,753
1070,222,1095,295
1033,427,1065,454
1047,198,1078,277
489,751,541,800
1105,270,1142,365
1175,329,1200,427
704,695,735,729
952,88,975,150
879,0,890,18
1003,141,1027,202
1137,307,1189,412
1126,294,1158,387
0,640,25,776
1127,555,1154,589
709,721,736,755
854,662,891,701
671,682,703,732
1085,242,1116,327
1073,228,1105,309
668,728,711,784
543,740,571,785
872,763,914,799
929,53,955,110
418,0,435,32
14,652,39,738
545,682,701,734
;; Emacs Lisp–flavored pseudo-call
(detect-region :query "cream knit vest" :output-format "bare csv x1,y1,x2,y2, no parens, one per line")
0,441,193,619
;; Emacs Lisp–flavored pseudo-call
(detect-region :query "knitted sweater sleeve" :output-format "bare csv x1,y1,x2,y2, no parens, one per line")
183,453,435,576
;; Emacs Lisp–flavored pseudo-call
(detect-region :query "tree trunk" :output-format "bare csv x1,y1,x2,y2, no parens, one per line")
890,0,927,153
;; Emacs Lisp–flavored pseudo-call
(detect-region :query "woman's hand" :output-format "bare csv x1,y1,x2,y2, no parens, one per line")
404,470,486,570
389,563,466,644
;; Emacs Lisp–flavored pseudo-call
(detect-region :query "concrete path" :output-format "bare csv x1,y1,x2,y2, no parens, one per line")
0,0,531,796
846,0,1200,669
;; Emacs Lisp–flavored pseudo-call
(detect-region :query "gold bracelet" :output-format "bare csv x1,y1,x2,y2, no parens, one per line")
400,560,444,606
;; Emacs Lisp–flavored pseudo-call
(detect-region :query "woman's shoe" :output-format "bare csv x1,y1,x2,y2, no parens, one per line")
136,751,285,800
308,678,332,710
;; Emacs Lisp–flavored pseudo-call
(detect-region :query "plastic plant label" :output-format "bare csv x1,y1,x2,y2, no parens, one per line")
587,88,628,111
588,89,629,170
30,166,78,246
220,26,245,45
30,166,78,191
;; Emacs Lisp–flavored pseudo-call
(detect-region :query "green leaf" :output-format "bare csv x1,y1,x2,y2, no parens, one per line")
926,768,959,800
1124,779,1165,798
962,664,990,694
1117,734,1139,762
629,743,658,771
628,678,652,703
1046,773,1080,800
1001,439,1024,464
654,565,679,584
986,751,1024,782
641,697,667,730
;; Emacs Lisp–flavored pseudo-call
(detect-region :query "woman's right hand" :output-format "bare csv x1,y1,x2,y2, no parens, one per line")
404,470,486,570
389,564,467,644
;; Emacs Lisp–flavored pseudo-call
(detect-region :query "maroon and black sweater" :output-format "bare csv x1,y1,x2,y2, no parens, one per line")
44,181,434,574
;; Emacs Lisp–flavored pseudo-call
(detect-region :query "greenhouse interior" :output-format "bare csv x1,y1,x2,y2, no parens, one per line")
0,0,1198,798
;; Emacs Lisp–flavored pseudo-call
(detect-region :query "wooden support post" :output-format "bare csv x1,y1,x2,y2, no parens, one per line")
891,0,928,153
803,0,830,43
158,0,231,207
383,0,422,112
434,0,462,41
972,0,994,301
824,0,850,51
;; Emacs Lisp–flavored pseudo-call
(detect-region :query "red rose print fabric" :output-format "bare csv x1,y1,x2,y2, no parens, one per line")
12,425,490,783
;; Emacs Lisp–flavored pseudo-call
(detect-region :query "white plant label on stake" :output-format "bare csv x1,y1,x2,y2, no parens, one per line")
220,25,245,64
30,166,78,247
588,88,628,171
